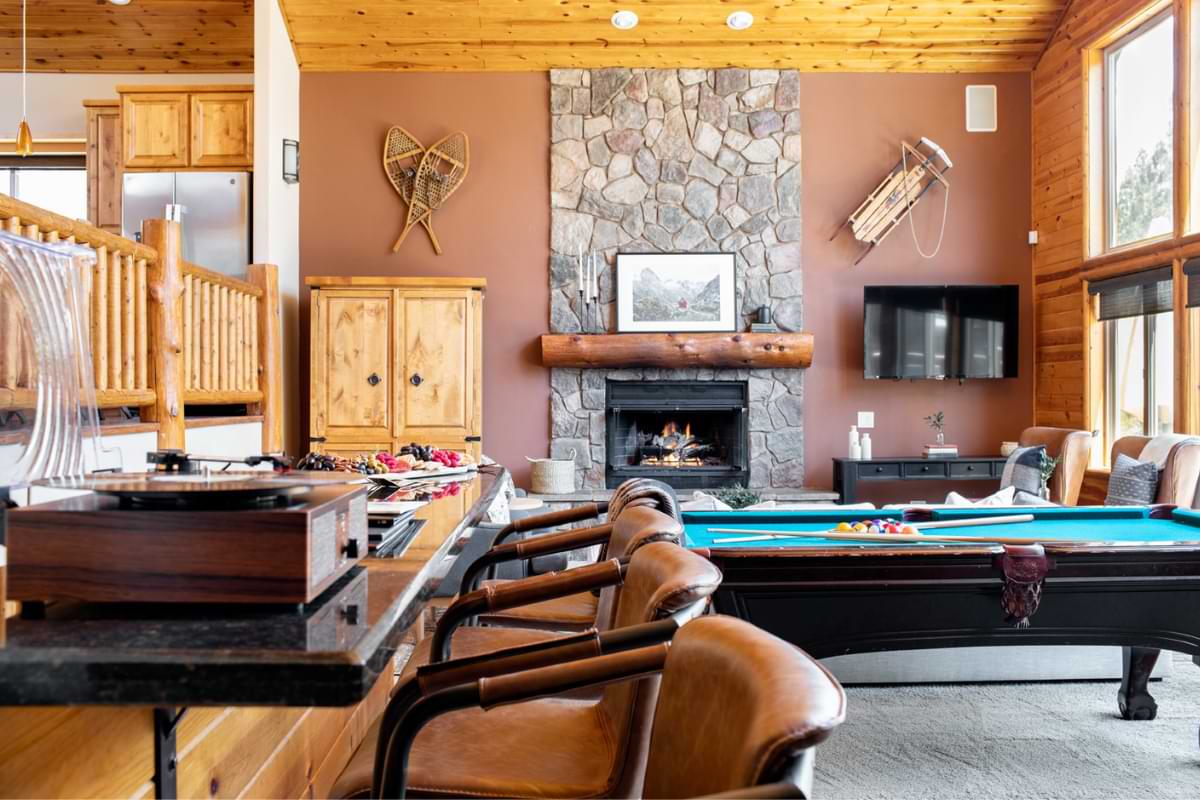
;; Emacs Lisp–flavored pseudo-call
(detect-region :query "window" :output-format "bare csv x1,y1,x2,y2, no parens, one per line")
1091,267,1175,444
1188,259,1200,432
0,158,87,222
1104,11,1175,250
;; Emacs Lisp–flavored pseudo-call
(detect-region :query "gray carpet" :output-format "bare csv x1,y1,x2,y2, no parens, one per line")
814,653,1200,799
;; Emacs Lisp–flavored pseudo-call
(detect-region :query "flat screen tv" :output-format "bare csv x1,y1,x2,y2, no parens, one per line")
864,285,1019,379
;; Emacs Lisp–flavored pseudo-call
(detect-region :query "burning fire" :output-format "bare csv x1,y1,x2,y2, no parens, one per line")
641,420,704,467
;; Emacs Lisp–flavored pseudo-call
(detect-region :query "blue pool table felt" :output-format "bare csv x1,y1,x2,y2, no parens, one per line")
683,507,1200,548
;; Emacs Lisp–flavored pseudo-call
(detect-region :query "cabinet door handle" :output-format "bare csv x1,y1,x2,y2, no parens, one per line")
367,373,381,387
966,465,975,472
875,466,884,473
410,373,423,387
921,466,929,472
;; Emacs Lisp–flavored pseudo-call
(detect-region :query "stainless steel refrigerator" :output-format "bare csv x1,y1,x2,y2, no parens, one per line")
122,172,251,277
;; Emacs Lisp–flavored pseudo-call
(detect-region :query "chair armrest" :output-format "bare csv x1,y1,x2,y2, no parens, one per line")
460,522,615,593
374,620,681,799
378,643,672,799
492,501,610,547
430,558,627,663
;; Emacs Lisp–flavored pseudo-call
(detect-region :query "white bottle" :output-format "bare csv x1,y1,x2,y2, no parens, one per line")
849,425,861,459
861,432,872,460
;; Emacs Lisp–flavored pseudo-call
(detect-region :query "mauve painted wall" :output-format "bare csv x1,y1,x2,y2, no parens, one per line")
299,73,550,487
299,71,1033,494
800,73,1034,496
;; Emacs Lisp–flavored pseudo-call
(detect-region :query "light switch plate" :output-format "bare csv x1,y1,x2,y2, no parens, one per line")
857,411,875,428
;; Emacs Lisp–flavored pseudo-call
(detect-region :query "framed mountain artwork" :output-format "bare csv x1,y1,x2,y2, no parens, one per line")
615,253,737,333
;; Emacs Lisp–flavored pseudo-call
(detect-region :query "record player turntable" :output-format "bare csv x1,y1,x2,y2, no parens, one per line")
7,451,370,605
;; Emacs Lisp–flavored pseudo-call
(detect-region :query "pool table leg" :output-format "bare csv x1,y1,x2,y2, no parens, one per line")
1118,646,1160,721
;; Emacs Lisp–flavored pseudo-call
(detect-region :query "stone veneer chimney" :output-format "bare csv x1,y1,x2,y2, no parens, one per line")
548,68,805,490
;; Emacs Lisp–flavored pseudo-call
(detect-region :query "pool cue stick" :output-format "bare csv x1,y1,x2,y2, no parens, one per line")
911,514,1035,530
708,515,1039,546
711,529,1046,546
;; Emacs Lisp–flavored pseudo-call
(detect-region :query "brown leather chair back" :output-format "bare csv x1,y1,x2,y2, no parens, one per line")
1018,426,1093,505
600,542,723,799
1112,436,1200,507
642,615,846,798
593,505,683,633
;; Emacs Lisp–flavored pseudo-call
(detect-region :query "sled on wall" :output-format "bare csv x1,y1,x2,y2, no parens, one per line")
832,137,953,265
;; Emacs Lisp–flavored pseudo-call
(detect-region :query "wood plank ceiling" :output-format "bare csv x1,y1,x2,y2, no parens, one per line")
278,0,1071,72
0,0,253,73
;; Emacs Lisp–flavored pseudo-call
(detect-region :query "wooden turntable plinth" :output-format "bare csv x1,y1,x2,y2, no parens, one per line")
7,484,368,604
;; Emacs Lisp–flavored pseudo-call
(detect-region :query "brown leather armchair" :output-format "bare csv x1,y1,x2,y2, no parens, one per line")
375,615,846,799
1111,436,1200,507
1017,426,1093,505
330,542,723,799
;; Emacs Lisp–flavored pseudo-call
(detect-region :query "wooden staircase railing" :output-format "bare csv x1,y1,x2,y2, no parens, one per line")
0,193,282,453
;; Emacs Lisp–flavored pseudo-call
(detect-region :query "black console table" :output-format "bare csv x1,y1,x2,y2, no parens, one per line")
832,456,1008,503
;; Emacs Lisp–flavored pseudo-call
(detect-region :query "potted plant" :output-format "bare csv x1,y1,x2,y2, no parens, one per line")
1039,451,1062,501
924,411,946,446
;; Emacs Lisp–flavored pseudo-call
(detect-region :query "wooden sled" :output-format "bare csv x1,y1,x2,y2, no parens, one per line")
831,137,952,265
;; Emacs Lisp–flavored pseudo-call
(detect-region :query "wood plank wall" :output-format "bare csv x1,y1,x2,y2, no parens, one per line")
1032,0,1152,433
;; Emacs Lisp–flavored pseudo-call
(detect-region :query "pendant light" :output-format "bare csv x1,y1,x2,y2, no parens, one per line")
15,0,33,157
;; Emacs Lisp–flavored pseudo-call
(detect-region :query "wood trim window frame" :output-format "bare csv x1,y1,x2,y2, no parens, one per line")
1081,0,1200,458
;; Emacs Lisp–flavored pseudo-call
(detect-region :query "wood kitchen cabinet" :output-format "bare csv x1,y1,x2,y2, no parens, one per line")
121,91,189,168
118,86,253,170
308,277,484,461
190,92,254,167
84,100,122,233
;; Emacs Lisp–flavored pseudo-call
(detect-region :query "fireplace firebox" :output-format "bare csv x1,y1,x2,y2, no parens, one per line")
605,381,749,490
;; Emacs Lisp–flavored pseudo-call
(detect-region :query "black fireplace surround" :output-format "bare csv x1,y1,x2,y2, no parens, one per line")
605,380,750,490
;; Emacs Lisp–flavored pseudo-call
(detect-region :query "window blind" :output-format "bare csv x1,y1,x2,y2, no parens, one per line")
1186,258,1200,309
1088,265,1173,320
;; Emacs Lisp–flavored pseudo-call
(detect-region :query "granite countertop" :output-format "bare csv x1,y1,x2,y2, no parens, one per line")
0,468,507,707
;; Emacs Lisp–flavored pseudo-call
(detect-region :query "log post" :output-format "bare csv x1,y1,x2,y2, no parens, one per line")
248,263,283,454
141,219,186,450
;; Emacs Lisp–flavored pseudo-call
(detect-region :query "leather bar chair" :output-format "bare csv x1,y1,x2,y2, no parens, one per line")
330,542,723,799
466,501,683,633
1016,426,1093,505
378,615,846,799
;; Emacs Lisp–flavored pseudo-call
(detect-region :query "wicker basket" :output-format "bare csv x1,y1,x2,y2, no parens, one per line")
527,450,577,494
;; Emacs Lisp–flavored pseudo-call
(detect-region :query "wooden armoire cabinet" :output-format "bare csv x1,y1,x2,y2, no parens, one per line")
307,277,484,461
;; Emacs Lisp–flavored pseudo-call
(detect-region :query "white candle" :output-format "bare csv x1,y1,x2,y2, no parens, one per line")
591,252,599,300
577,246,583,292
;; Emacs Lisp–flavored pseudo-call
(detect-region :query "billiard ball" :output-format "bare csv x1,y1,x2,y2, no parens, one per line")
853,523,868,532
835,522,853,532
901,525,919,535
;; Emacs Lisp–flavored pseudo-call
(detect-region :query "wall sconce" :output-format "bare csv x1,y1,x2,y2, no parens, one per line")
282,139,300,184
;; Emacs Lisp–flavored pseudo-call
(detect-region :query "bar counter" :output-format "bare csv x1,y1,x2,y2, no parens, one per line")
0,467,511,798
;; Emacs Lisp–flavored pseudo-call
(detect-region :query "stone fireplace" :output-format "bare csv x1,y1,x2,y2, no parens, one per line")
605,380,749,489
549,67,804,490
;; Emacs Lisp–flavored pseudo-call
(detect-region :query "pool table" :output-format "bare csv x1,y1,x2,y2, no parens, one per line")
685,505,1200,730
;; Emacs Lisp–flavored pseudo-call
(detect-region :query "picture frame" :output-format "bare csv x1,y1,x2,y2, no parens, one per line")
615,253,737,333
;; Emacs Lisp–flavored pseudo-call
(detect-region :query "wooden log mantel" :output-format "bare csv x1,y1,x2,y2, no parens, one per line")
540,332,814,369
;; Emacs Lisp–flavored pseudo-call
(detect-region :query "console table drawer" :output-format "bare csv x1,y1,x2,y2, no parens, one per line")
949,461,992,478
858,463,901,479
903,462,948,479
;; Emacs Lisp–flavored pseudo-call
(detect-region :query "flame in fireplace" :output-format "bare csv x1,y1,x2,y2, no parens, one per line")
642,420,703,467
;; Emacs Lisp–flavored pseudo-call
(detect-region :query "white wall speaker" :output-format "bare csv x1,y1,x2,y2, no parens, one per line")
965,85,998,133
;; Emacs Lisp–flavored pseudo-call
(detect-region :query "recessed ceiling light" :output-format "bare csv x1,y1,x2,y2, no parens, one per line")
108,0,132,5
611,10,639,30
727,11,754,30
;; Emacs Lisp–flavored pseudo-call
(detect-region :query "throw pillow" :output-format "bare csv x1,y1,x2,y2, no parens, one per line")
1000,445,1045,497
944,486,1016,506
1105,453,1159,506
1013,490,1056,506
